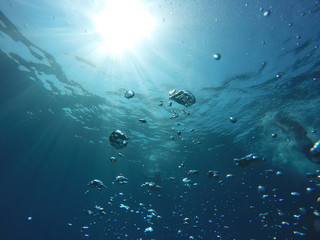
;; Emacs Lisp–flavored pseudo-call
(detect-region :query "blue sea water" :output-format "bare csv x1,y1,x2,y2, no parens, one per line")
1,0,320,239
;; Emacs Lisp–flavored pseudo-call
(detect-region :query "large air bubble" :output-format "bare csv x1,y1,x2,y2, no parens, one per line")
169,90,196,107
109,130,128,149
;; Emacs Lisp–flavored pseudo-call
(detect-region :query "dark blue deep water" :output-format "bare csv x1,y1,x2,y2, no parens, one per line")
1,1,320,239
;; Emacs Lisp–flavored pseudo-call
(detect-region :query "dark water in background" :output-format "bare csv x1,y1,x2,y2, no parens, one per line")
1,1,320,239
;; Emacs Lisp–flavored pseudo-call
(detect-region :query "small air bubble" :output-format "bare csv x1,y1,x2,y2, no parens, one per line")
213,53,221,60
263,10,271,17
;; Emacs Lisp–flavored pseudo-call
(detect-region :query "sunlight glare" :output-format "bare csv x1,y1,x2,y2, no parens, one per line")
93,0,155,55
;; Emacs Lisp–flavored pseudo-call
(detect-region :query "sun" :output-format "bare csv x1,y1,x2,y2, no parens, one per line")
92,0,155,55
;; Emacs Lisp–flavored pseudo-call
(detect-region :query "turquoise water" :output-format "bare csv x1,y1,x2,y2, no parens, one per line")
1,0,320,239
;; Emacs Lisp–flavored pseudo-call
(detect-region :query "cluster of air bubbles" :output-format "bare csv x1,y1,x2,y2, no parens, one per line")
82,176,165,237
264,169,284,176
82,152,320,239
207,170,220,179
141,181,162,191
80,40,320,239
86,205,107,217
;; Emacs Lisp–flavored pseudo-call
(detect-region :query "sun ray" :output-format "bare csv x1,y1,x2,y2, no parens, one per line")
91,0,155,55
